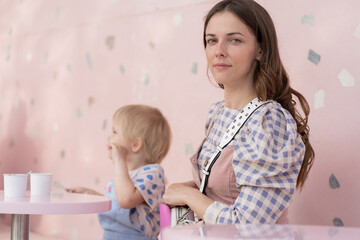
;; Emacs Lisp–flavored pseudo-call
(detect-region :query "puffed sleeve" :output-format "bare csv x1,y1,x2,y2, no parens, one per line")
133,165,165,211
203,103,305,224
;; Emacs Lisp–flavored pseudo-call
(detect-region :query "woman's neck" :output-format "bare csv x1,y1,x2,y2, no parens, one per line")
223,85,256,110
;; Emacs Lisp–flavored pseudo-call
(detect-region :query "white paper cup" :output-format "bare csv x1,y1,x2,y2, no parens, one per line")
30,173,53,196
3,174,28,198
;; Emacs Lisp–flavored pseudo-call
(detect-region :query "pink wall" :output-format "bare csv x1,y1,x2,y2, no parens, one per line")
0,0,359,238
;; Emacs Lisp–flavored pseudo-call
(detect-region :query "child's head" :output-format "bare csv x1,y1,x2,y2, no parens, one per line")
112,105,171,164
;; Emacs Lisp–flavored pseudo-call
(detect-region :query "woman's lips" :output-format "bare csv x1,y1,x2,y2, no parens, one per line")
214,63,231,70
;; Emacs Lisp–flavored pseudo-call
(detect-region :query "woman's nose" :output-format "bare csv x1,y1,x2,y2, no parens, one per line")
215,41,227,57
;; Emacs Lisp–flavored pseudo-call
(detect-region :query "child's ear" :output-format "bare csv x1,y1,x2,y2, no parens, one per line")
131,137,143,153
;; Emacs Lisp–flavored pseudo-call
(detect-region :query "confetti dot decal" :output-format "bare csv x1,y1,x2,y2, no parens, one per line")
32,129,37,139
14,99,19,107
338,69,355,87
314,89,325,110
53,122,59,132
105,36,115,50
67,64,72,72
354,22,360,39
95,177,100,185
142,73,150,85
44,52,48,64
88,97,95,106
185,143,194,155
61,150,65,159
191,62,198,74
333,217,344,227
119,64,125,74
102,119,107,130
301,14,314,26
76,107,82,117
86,53,92,69
173,13,183,26
329,174,340,189
26,53,32,62
56,7,61,19
9,139,15,148
308,49,321,65
6,45,11,61
149,41,155,49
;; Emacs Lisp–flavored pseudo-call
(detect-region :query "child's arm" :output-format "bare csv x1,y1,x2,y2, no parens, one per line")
111,144,145,209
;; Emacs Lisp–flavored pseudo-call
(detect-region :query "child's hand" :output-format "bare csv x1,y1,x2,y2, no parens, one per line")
67,187,102,196
109,143,128,162
67,187,91,194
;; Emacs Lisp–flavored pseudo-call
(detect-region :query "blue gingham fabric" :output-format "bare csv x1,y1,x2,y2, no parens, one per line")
200,100,305,224
235,224,293,238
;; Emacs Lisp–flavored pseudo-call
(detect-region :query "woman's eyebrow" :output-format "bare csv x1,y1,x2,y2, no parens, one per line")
227,32,245,37
205,33,216,37
205,32,245,37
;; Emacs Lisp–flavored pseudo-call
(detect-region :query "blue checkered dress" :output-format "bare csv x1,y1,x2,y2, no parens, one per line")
199,101,305,224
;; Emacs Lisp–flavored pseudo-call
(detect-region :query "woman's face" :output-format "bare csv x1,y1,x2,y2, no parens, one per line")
205,11,261,89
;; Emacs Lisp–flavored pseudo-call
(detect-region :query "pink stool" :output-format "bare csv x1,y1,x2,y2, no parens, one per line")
160,203,171,230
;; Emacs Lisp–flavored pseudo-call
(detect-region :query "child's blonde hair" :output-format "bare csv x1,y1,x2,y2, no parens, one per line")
113,105,171,164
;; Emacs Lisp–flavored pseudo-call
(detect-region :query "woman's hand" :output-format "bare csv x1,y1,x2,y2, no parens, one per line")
163,181,215,219
163,183,194,207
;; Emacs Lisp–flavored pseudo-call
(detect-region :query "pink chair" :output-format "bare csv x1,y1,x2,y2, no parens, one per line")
160,203,171,230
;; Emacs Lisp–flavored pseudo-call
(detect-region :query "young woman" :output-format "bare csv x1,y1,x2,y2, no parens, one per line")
163,0,314,224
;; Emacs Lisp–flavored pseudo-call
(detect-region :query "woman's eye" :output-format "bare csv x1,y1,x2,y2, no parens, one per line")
207,39,216,44
113,131,117,134
230,38,241,43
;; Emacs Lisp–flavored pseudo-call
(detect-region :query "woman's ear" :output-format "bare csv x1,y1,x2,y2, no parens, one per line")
131,137,143,153
256,48,262,61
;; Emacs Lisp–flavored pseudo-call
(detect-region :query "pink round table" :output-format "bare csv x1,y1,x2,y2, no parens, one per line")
161,223,360,240
0,190,111,240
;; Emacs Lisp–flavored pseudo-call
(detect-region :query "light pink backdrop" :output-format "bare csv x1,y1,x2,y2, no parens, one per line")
0,0,359,239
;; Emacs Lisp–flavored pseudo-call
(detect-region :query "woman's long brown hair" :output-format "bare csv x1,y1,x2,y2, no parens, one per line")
203,0,314,189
